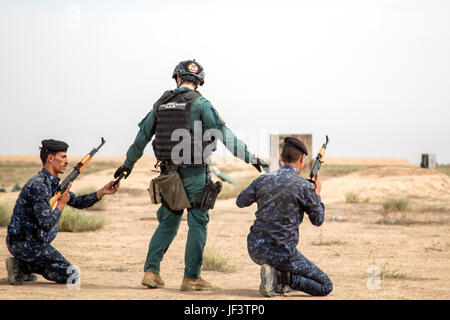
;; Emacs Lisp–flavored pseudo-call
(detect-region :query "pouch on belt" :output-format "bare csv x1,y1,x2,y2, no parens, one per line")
148,171,191,211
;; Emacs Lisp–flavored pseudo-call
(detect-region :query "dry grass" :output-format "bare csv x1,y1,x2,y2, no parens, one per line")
320,164,370,177
345,192,360,203
202,247,235,272
0,161,42,187
382,197,410,212
435,164,450,176
311,231,346,246
0,202,11,227
376,197,449,226
377,201,421,225
379,262,407,279
422,204,447,213
57,207,106,232
345,192,370,204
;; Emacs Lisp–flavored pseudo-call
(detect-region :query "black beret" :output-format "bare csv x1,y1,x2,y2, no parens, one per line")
283,137,308,155
40,139,69,152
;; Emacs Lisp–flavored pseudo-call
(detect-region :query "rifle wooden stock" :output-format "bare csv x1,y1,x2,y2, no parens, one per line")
79,154,92,172
50,191,62,210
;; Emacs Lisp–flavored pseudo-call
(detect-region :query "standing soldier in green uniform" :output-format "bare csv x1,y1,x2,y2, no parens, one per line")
114,59,268,291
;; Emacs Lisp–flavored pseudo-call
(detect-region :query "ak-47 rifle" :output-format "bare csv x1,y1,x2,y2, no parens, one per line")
49,137,106,209
309,135,329,184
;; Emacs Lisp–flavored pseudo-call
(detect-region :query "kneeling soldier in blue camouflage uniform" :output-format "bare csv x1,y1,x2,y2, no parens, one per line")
5,139,119,285
236,137,333,297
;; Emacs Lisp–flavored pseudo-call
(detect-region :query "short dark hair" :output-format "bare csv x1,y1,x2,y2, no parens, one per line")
281,144,304,163
40,149,57,165
179,74,200,86
281,137,308,163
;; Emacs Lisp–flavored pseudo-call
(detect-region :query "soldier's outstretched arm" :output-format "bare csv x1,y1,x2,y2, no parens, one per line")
66,190,101,209
236,178,260,208
66,181,119,210
200,99,255,163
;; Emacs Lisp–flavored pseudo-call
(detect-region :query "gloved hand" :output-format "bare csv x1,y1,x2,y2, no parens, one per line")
114,165,132,179
250,156,270,173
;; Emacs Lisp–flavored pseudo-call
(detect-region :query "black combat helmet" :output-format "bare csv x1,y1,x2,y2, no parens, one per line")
172,59,205,86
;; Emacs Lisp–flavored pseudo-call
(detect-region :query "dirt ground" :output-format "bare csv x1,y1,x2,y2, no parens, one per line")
0,156,449,300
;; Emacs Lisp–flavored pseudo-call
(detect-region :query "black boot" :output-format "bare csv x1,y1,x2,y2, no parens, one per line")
23,273,38,282
259,264,277,297
19,261,38,282
6,257,24,285
274,270,293,294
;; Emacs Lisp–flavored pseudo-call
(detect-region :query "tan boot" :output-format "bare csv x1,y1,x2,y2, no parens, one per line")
141,272,165,288
180,276,212,291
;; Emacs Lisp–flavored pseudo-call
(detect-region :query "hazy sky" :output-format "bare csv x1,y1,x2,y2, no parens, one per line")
1,0,449,164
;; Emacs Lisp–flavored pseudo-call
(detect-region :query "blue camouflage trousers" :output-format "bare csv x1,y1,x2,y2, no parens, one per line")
6,236,78,284
248,234,333,296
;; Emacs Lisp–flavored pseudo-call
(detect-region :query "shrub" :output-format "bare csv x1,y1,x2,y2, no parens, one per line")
379,262,407,279
345,192,360,203
382,197,410,212
0,202,11,227
58,207,106,232
202,247,234,272
423,204,446,213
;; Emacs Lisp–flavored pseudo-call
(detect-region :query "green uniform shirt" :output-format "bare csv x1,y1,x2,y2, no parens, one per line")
124,87,255,169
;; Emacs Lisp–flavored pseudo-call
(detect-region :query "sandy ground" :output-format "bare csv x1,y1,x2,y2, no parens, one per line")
0,156,449,300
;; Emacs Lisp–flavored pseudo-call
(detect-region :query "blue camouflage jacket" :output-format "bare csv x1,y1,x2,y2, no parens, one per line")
236,165,325,250
7,168,99,244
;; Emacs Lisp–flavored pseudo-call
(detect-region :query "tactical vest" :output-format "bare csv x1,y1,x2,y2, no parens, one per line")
152,90,217,165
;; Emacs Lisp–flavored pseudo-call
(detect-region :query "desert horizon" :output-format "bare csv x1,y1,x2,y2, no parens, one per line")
0,154,416,166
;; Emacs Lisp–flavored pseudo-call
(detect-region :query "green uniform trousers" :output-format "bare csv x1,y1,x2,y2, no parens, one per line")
144,167,209,278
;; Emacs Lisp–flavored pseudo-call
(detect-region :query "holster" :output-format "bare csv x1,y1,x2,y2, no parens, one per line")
193,178,223,211
148,163,191,212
